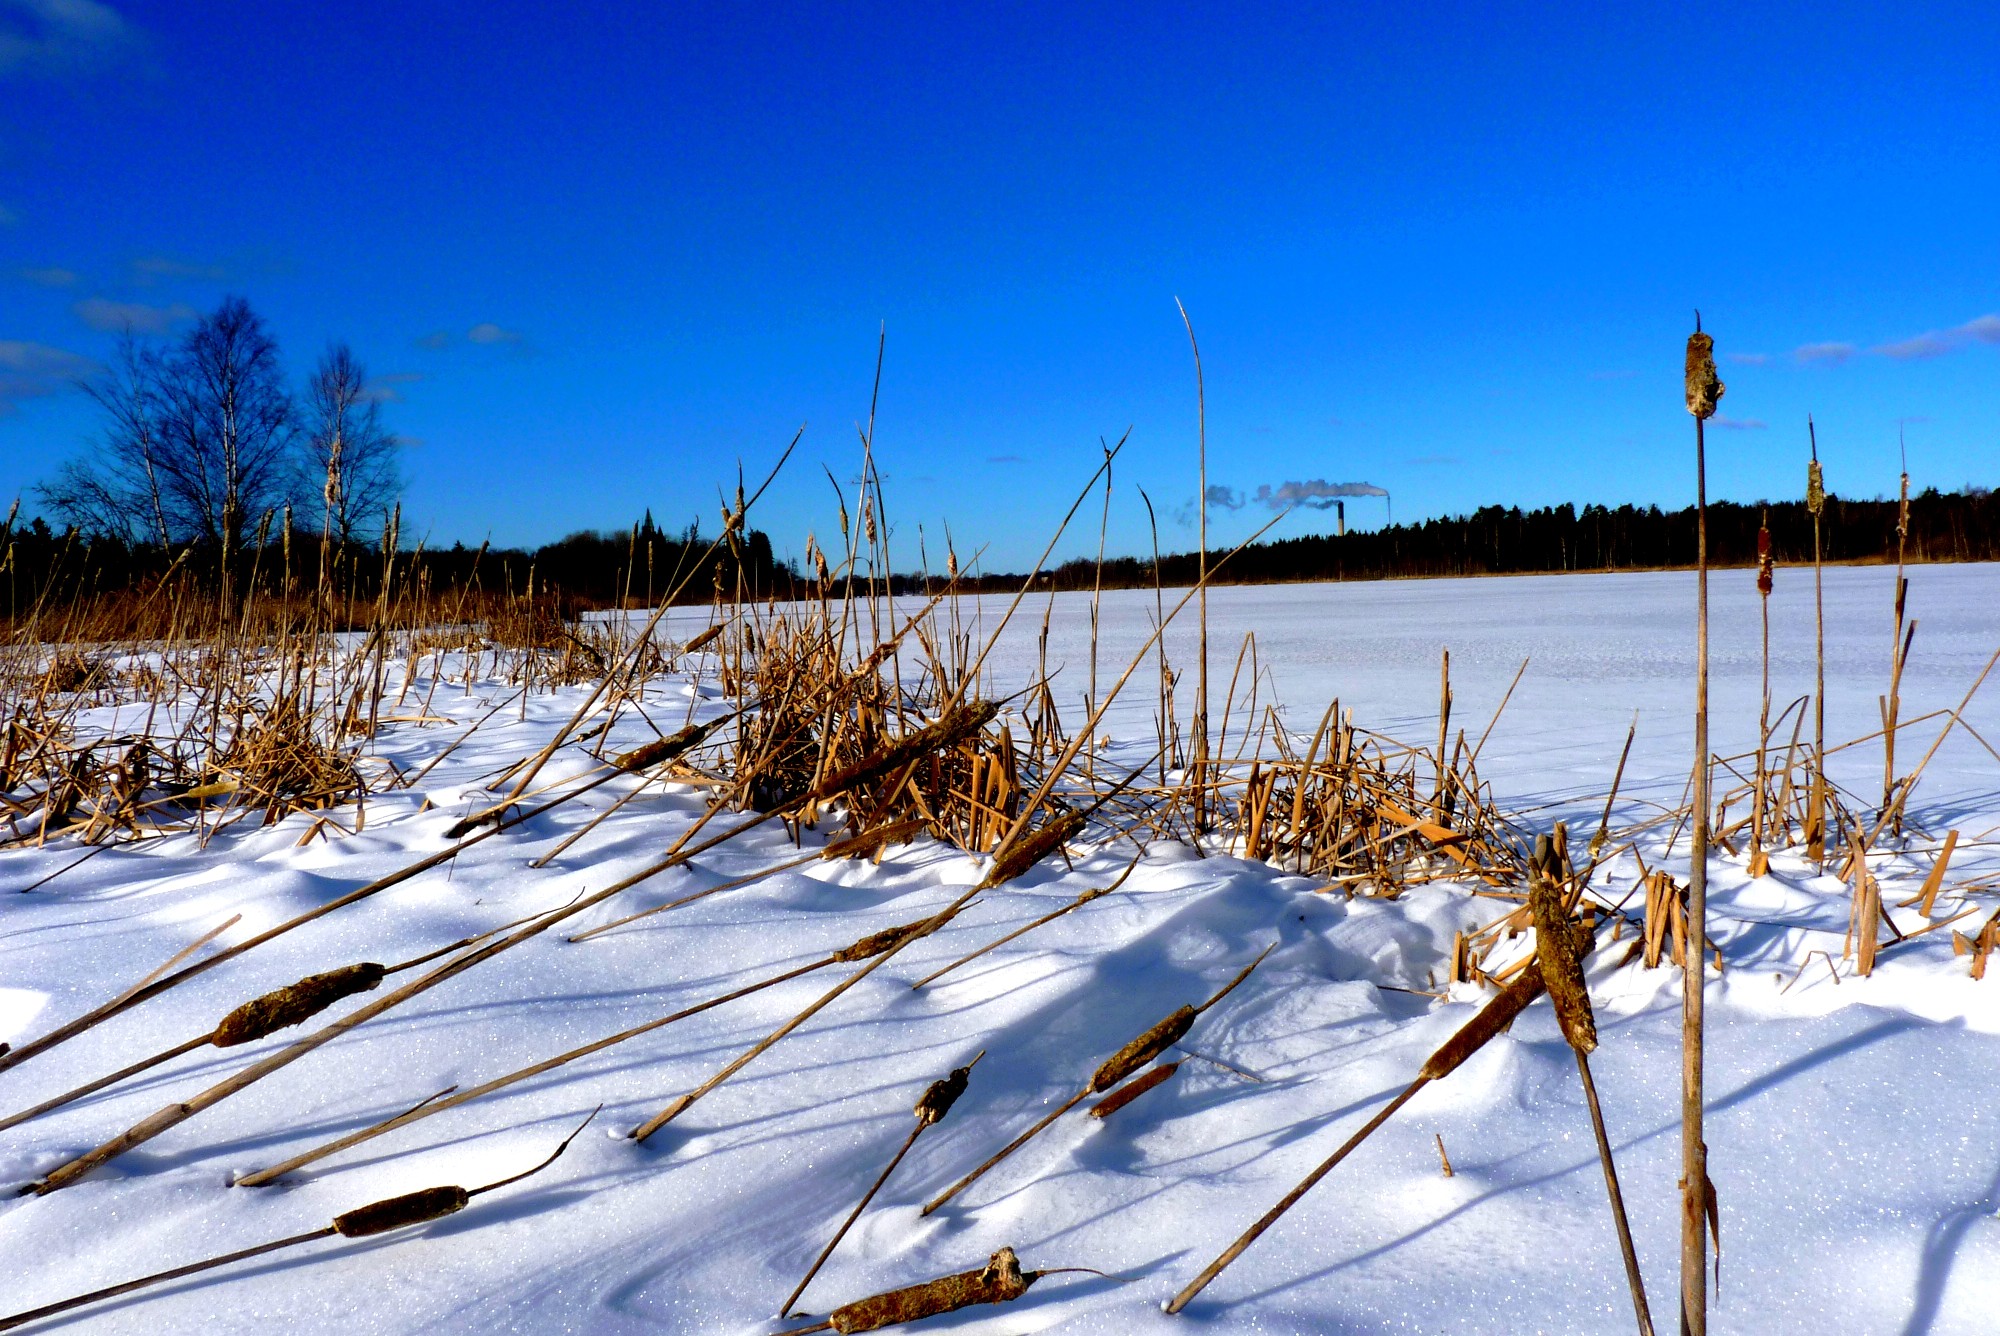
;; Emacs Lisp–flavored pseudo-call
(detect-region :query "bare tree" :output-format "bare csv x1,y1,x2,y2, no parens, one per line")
304,343,403,550
40,333,173,548
155,296,298,568
41,298,301,580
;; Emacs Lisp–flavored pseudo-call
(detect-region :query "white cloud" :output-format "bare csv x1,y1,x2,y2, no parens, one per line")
72,295,196,332
18,265,77,286
1712,416,1768,430
0,337,97,415
1795,342,1855,365
0,0,143,79
1874,313,2000,360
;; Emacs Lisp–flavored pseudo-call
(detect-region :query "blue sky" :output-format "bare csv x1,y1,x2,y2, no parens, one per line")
3,1,1997,569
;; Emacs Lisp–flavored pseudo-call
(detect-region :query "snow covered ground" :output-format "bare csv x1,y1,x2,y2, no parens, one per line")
3,565,1997,1334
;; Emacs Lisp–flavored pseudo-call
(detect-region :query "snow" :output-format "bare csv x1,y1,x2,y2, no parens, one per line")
3,564,1997,1333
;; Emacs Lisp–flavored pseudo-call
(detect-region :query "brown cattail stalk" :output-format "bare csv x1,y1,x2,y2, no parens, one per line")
0,1110,595,1332
1884,445,1911,825
909,848,1144,990
1165,960,1555,1314
1805,421,1828,862
1529,834,1653,1336
235,917,934,1188
922,946,1270,1216
781,1053,985,1316
1680,318,1723,1336
1751,512,1774,876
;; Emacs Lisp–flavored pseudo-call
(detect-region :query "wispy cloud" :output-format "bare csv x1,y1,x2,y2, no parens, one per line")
363,372,423,403
1712,416,1767,430
467,321,524,345
72,295,196,333
1253,479,1388,510
0,338,97,415
0,0,144,79
1726,352,1769,366
129,254,226,285
0,203,17,226
18,265,77,286
1795,342,1856,365
420,322,532,352
1873,314,2000,360
987,454,1024,464
1404,454,1461,467
1590,369,1636,381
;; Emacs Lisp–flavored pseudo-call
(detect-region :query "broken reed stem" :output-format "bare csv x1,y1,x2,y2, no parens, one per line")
0,756,633,1078
234,912,920,1184
909,848,1144,990
781,1052,983,1317
1164,956,1555,1313
923,946,1271,1216
1,1110,595,1332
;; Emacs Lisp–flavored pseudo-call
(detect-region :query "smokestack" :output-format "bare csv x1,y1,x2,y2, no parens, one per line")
1337,499,1345,536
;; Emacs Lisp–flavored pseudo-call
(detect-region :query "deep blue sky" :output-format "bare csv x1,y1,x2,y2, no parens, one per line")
4,2,1997,569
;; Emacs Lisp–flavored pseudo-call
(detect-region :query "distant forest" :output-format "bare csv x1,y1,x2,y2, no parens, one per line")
987,488,2000,595
4,487,1994,620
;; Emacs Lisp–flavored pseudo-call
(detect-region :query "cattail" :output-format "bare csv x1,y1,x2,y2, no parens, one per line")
0,1112,594,1332
210,962,387,1047
331,1183,468,1236
924,947,1269,1216
1090,1005,1195,1092
811,701,998,801
1684,332,1724,420
783,1054,987,1316
1806,458,1825,515
978,809,1087,890
821,1248,1039,1333
1088,1062,1179,1118
1528,842,1596,1054
833,917,939,962
614,717,720,772
684,622,725,654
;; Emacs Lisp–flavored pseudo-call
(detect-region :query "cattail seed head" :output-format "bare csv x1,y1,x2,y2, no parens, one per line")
1527,835,1597,1054
828,1247,1036,1333
614,719,717,772
978,808,1088,890
1685,331,1724,419
914,1060,977,1125
834,916,938,962
211,962,387,1047
332,1184,469,1237
1089,1061,1179,1118
1090,1005,1196,1092
1806,458,1826,516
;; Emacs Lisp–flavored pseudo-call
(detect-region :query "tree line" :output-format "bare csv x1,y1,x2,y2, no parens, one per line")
941,489,2000,593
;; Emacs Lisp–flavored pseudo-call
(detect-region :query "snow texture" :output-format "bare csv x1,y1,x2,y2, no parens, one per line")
2,564,1997,1333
